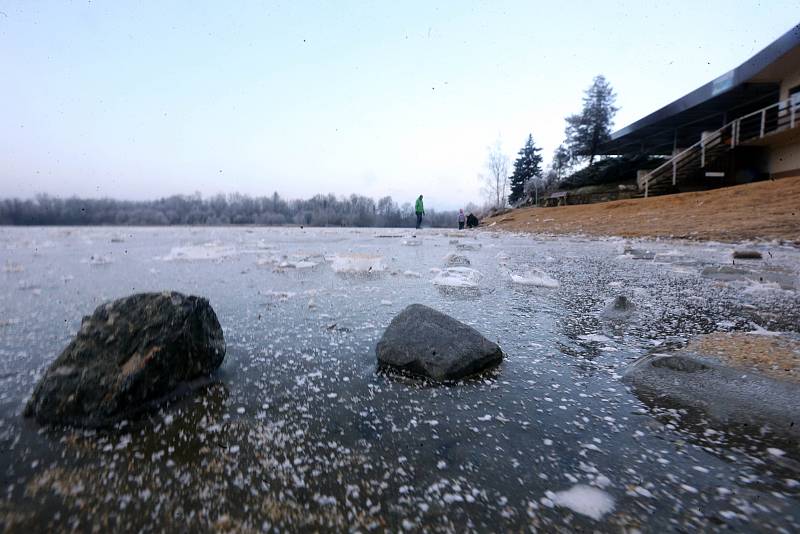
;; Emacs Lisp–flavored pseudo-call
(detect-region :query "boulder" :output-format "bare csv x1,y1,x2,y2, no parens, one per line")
24,292,225,427
601,295,635,320
376,304,502,380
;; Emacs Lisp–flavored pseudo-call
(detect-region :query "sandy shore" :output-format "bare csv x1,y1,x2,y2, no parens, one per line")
685,332,800,384
483,176,800,243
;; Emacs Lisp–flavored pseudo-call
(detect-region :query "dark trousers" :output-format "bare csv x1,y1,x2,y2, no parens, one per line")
415,212,423,229
458,221,465,230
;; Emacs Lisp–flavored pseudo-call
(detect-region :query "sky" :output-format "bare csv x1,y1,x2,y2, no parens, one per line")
1,1,798,209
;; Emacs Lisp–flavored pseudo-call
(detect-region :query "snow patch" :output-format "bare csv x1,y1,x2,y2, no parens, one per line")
545,485,614,520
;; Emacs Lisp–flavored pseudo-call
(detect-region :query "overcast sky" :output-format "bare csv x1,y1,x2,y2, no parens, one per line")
1,2,797,209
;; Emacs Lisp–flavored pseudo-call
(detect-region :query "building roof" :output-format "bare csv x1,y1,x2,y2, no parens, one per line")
600,23,800,155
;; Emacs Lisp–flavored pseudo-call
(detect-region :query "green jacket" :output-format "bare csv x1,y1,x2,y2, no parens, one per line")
415,197,424,214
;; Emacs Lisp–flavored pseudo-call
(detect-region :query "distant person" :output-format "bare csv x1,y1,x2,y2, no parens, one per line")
457,209,466,230
415,195,425,229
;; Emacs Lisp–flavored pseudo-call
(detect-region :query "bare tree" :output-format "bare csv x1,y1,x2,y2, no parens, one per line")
479,140,510,209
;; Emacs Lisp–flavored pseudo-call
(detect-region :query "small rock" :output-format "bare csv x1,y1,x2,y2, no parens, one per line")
376,304,503,380
601,295,635,320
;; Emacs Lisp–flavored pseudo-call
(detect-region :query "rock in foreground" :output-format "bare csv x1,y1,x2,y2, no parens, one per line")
24,292,225,427
376,304,502,380
623,349,800,438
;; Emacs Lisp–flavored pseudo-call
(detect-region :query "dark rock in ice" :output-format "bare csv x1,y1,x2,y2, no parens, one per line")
623,352,800,438
24,291,226,428
376,304,503,381
733,249,763,260
601,295,635,320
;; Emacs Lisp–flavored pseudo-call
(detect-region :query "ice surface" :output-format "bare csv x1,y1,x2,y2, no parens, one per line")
546,484,615,520
1,226,799,532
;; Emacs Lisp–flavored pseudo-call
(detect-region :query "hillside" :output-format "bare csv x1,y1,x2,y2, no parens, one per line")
484,176,800,243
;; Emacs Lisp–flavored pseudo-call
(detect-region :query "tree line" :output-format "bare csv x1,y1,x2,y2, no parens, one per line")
0,192,471,228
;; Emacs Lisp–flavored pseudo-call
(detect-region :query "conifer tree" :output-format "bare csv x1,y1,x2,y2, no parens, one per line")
564,75,618,166
508,134,543,204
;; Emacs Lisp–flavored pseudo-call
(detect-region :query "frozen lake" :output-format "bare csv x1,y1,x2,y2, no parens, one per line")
1,226,799,532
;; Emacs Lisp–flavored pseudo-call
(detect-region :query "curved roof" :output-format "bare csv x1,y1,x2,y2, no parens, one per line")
601,23,800,155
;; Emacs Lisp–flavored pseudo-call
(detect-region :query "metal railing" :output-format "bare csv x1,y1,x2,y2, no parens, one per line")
640,96,800,197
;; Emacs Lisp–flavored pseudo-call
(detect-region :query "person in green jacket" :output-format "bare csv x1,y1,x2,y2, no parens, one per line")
414,195,425,229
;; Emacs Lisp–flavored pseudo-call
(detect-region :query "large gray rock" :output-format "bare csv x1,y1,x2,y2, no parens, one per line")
24,292,225,427
376,304,503,380
623,352,800,438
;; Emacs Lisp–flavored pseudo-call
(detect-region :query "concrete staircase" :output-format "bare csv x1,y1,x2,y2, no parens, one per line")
638,96,800,197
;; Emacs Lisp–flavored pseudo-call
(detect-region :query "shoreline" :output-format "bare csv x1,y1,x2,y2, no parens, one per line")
482,176,800,244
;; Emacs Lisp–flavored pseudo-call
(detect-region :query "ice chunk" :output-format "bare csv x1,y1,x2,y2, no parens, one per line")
443,253,471,266
279,259,318,269
330,254,385,273
432,267,482,288
546,484,614,520
160,242,236,261
3,262,24,273
578,334,611,343
510,268,559,288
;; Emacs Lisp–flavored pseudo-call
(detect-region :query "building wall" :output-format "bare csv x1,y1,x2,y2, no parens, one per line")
769,141,800,178
779,71,800,100
768,71,800,178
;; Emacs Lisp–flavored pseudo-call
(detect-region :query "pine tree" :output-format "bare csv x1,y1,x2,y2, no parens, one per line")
564,75,618,166
508,134,543,204
551,144,571,181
